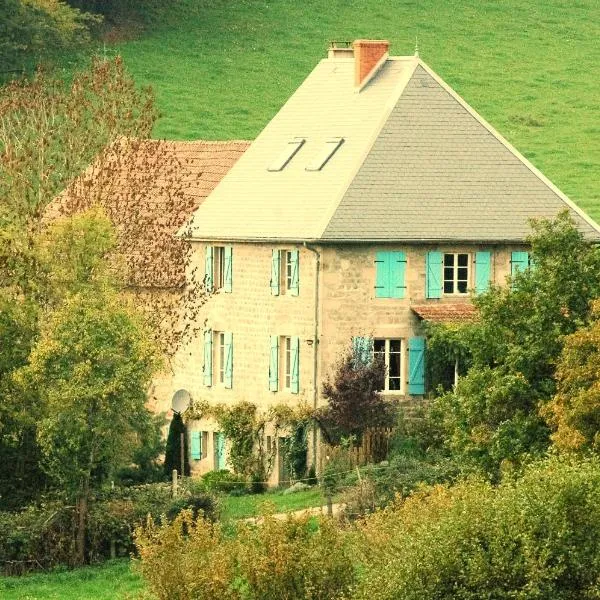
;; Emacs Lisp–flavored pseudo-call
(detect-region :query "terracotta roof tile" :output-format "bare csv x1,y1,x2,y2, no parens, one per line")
412,303,478,323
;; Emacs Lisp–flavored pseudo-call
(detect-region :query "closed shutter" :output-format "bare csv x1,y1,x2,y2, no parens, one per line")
475,251,492,294
426,252,443,299
290,250,299,296
291,336,300,394
205,246,214,292
511,251,529,277
375,251,390,297
391,251,407,299
224,246,233,293
190,431,201,460
224,331,233,389
352,336,373,366
270,249,280,295
408,336,426,395
203,329,213,387
269,335,279,391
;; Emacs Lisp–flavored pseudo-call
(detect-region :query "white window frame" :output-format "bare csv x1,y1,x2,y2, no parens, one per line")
279,250,293,294
214,331,226,385
443,252,470,295
373,338,404,394
267,138,305,172
281,336,292,391
212,246,225,290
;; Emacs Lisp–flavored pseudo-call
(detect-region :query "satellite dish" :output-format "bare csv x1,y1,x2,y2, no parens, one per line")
171,389,191,414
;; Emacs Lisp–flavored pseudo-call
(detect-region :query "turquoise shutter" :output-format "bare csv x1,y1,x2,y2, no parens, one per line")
352,336,373,366
203,329,213,387
475,251,491,294
205,246,214,292
290,250,299,296
426,252,443,299
269,335,279,391
270,250,280,295
190,431,201,460
224,246,233,293
291,336,300,394
375,251,390,297
224,331,233,389
391,251,407,299
511,251,529,276
408,336,426,395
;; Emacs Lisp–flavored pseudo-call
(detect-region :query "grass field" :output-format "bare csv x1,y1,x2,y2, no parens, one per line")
105,0,600,220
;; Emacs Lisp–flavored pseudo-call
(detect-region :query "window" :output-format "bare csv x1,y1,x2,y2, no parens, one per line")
270,249,299,296
305,137,344,171
203,330,233,388
268,335,299,393
205,245,232,292
216,331,226,385
190,431,209,460
282,336,292,390
375,251,407,298
280,251,293,293
443,253,469,294
213,247,225,290
374,339,403,392
267,138,305,171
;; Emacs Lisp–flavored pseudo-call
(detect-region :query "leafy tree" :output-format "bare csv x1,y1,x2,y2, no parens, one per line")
164,412,190,478
19,289,160,564
433,212,600,475
542,300,600,452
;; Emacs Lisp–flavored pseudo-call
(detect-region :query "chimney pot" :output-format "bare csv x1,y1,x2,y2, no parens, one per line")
353,39,390,87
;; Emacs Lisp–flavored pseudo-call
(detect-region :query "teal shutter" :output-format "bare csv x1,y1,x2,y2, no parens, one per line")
391,251,407,299
475,251,492,294
270,249,280,295
224,246,233,293
190,431,201,460
205,246,214,292
203,329,213,387
291,336,300,394
290,250,299,296
375,251,390,297
269,335,279,391
426,251,443,299
511,251,529,276
408,336,426,395
352,336,373,366
224,331,233,389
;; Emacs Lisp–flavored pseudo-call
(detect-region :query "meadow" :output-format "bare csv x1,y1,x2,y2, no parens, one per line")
107,0,600,219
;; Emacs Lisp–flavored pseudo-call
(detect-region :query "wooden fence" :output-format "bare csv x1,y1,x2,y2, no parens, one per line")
320,427,394,468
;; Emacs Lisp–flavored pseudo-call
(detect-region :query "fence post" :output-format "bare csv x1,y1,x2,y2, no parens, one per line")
172,469,178,498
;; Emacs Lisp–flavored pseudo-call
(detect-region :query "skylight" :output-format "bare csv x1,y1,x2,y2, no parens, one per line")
267,138,305,171
305,137,344,171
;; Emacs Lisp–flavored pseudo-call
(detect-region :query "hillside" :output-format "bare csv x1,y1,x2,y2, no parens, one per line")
112,0,600,220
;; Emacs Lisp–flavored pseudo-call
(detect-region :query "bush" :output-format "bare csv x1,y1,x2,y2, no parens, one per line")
200,470,248,495
353,456,600,599
135,510,355,600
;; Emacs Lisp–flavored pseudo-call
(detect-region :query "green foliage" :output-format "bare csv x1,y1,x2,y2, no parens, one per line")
163,413,189,478
353,456,600,600
200,470,247,495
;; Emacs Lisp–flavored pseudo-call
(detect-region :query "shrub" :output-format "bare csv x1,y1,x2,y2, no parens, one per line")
353,456,600,599
200,470,248,495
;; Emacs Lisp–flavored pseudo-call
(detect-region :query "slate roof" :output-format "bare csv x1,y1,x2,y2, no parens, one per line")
412,303,478,324
182,55,600,243
46,139,249,288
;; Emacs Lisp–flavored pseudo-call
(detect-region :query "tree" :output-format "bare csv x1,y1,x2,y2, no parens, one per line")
433,212,600,475
542,300,600,453
318,343,390,445
19,289,160,564
164,413,190,478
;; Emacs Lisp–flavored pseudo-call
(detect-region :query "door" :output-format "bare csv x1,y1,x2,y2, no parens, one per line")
278,436,290,485
214,432,226,470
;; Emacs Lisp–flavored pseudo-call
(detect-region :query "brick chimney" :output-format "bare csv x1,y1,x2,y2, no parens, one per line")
353,39,389,88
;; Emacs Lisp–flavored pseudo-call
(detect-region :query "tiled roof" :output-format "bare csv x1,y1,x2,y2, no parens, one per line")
412,303,478,323
45,139,249,288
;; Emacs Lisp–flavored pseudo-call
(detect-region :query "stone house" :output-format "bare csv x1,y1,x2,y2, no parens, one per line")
173,40,600,483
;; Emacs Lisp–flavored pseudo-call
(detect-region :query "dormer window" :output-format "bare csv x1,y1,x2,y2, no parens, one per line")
305,137,344,171
267,137,305,171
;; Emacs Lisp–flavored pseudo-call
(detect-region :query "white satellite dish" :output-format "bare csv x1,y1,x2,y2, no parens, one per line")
171,389,191,414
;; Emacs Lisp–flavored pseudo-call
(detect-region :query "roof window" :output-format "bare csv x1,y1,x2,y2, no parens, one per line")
305,137,344,171
267,138,305,171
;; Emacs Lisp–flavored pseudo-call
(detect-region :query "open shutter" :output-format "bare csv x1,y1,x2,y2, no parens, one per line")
511,251,529,277
203,329,213,387
190,431,201,460
391,251,407,299
205,246,214,292
475,251,491,294
426,251,443,299
224,246,233,293
408,336,426,395
270,250,280,295
352,336,373,367
269,335,279,391
291,336,300,394
375,251,390,298
290,250,299,296
224,331,233,389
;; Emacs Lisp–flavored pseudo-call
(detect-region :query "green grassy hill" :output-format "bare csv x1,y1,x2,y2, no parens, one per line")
111,0,600,219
